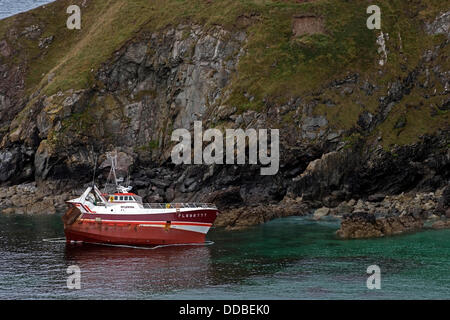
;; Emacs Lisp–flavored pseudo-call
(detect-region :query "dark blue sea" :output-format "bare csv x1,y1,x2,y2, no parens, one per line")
0,0,55,20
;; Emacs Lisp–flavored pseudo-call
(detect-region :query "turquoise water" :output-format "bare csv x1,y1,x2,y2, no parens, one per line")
0,214,448,299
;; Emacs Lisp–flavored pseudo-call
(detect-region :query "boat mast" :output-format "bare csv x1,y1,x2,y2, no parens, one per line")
91,153,98,187
104,151,132,194
103,152,117,194
110,152,118,186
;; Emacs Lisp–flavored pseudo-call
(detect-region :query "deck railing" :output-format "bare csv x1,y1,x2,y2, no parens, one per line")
142,203,217,209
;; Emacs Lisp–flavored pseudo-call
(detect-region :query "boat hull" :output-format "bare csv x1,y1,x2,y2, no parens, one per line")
63,208,219,246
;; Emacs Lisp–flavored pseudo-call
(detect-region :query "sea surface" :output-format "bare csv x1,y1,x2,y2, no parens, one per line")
0,0,55,20
0,213,449,300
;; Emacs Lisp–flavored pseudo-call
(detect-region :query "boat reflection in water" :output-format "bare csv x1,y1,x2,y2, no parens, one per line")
63,243,212,297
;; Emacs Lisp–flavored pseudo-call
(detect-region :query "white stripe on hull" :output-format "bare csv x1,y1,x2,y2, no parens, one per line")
80,218,212,234
170,224,211,234
138,224,210,234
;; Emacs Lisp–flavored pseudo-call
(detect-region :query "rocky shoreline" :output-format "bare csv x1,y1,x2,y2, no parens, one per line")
1,181,448,239
0,181,75,214
321,186,450,238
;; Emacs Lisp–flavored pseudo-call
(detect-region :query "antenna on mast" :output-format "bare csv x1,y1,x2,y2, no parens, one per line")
103,150,132,194
92,153,98,187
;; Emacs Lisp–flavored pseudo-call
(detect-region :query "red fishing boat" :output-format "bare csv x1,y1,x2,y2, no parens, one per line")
62,155,219,246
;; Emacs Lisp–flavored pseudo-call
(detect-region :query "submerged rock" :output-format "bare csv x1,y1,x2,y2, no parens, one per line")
337,212,423,239
215,200,310,230
432,219,450,230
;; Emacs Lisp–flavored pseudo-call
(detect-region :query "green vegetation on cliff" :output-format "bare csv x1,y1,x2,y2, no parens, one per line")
0,0,448,150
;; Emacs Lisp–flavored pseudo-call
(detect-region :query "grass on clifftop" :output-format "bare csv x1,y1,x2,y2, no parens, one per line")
1,0,446,98
1,0,298,96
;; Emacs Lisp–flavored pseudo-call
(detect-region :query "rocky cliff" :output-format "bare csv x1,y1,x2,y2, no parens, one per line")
0,0,448,237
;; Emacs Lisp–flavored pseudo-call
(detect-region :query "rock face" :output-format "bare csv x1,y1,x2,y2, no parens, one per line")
0,148,19,182
0,2,448,238
0,40,12,57
425,11,450,38
1,23,247,184
436,185,450,214
96,25,245,152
